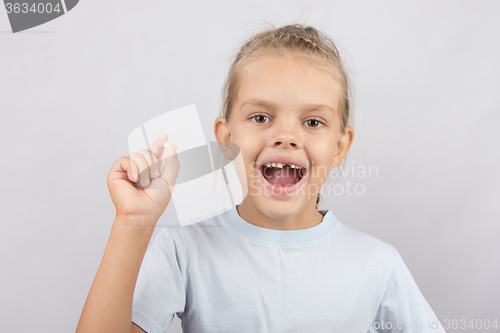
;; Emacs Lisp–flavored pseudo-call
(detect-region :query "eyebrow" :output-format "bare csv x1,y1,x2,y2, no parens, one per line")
240,98,336,113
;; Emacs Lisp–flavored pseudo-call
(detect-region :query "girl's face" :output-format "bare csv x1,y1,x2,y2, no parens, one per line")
215,54,353,221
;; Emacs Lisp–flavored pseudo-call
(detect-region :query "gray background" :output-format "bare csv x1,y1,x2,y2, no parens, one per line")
1,1,499,332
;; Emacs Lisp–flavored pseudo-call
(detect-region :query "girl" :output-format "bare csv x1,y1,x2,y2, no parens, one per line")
76,24,445,333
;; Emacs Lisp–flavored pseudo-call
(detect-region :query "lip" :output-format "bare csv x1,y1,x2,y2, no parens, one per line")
259,155,308,170
258,155,308,195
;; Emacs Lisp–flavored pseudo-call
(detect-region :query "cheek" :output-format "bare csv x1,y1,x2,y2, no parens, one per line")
233,138,260,178
239,141,258,162
308,142,335,180
233,134,266,188
233,129,263,159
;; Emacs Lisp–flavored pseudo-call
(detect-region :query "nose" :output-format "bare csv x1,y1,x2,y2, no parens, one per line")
270,122,301,149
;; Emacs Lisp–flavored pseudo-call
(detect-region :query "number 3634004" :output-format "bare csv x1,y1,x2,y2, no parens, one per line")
5,2,62,14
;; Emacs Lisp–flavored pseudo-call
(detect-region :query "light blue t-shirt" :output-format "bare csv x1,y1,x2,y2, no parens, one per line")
132,207,446,333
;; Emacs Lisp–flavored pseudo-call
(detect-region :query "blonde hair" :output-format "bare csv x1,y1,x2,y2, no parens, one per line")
220,23,352,208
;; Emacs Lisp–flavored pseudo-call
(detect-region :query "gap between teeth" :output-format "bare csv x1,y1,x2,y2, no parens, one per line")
265,163,302,169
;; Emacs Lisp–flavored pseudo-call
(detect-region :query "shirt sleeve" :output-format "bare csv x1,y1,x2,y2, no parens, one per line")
132,228,186,333
369,249,446,333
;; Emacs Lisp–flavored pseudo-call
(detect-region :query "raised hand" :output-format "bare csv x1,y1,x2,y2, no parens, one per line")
106,134,180,228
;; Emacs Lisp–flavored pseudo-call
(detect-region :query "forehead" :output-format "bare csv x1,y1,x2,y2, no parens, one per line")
235,55,341,114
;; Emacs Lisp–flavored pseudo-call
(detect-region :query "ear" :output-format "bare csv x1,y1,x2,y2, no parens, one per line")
214,116,234,159
214,116,231,143
331,126,354,168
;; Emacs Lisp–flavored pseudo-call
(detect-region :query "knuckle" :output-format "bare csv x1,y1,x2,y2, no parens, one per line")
129,152,140,161
138,167,149,176
140,150,157,163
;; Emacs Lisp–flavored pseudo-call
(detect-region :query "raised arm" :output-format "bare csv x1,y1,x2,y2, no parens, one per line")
76,135,179,333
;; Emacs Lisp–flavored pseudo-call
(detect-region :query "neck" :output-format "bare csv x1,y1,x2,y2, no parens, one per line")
236,198,324,231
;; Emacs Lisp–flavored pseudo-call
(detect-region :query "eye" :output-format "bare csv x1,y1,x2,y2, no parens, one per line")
304,118,324,128
251,114,270,124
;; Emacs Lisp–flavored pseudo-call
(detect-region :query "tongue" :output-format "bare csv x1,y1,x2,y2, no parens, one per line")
263,165,300,187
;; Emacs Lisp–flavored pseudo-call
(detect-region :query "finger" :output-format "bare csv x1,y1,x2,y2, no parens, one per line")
108,156,138,183
162,145,180,191
129,151,151,188
150,134,169,162
129,159,139,183
138,149,161,180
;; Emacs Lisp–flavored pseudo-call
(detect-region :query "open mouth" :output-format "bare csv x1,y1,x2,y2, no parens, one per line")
261,163,306,187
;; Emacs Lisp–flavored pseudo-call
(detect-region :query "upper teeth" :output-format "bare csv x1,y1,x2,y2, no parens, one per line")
265,163,302,169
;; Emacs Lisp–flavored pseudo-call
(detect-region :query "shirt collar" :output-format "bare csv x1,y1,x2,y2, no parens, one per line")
223,205,338,245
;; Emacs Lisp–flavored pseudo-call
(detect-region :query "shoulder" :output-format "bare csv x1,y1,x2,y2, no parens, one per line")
166,212,227,238
154,213,233,255
330,218,398,272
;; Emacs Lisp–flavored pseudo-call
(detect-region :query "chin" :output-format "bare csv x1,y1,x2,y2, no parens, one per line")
252,195,307,220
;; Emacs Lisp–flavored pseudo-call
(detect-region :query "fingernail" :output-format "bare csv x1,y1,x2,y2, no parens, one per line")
152,170,160,177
